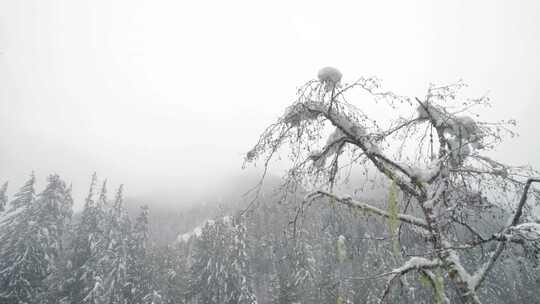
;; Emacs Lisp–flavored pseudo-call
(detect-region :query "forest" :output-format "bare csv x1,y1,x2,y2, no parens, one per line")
1,68,540,304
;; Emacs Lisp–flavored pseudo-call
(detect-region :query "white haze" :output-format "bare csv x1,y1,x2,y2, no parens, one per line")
1,0,539,208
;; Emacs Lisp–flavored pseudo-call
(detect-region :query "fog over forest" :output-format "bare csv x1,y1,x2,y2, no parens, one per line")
1,1,540,304
2,0,540,206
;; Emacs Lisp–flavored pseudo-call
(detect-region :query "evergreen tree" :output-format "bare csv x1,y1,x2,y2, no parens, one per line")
188,220,226,303
97,180,108,211
316,231,339,304
270,233,315,304
151,244,188,304
131,206,150,256
103,185,131,304
37,175,74,263
188,217,257,304
8,172,35,210
0,174,72,304
68,173,108,304
226,218,257,304
126,205,153,303
0,182,8,213
38,177,74,304
0,174,39,303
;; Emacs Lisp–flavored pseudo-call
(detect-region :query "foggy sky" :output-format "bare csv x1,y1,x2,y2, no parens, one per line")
1,0,539,208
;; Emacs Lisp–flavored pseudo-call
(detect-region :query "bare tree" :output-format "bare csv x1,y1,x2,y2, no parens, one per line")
245,68,540,304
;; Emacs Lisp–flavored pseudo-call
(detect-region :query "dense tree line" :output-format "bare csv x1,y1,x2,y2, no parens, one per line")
0,172,539,304
0,174,154,304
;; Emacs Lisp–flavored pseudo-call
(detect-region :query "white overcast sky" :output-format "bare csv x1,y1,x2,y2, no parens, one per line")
1,0,539,207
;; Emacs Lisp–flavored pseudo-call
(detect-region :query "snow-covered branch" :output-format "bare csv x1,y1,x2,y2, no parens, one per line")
305,190,429,229
378,257,441,304
392,257,441,274
299,101,423,198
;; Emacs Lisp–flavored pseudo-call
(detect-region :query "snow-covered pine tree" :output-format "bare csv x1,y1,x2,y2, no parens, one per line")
226,218,258,304
126,205,153,303
0,174,73,304
188,217,258,304
243,203,275,303
187,219,227,303
150,244,189,304
36,174,74,263
68,173,109,304
316,230,339,304
270,232,315,304
0,182,8,213
131,206,150,256
0,174,39,303
8,172,35,211
103,185,131,304
37,176,75,304
97,180,108,210
71,173,100,267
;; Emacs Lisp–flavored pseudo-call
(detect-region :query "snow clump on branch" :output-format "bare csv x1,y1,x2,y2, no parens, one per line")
417,101,485,166
283,103,321,127
402,160,441,183
318,66,342,92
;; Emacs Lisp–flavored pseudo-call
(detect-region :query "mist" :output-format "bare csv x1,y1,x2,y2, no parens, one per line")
1,0,539,208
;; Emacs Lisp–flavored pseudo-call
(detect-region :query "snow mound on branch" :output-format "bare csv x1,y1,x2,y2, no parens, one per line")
416,103,482,142
402,161,440,183
392,257,439,273
417,103,440,122
318,66,342,92
283,103,321,127
324,128,347,156
309,128,348,168
447,116,483,165
417,101,484,166
452,116,483,149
